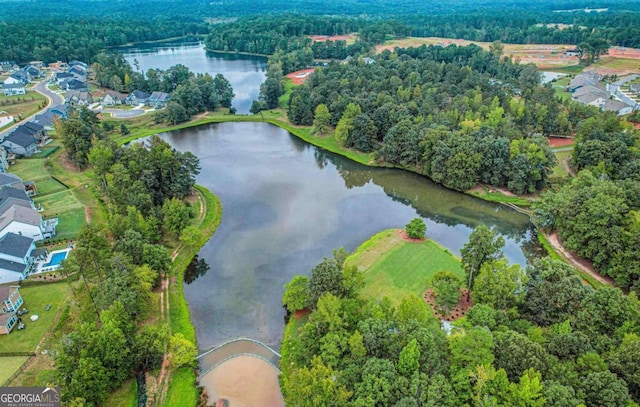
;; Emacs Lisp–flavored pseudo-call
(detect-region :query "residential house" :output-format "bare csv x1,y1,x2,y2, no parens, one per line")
362,57,376,64
1,132,38,157
0,61,19,73
571,85,606,99
69,60,88,69
126,90,150,105
567,72,603,92
25,65,43,80
574,92,607,108
0,233,35,285
11,122,47,145
0,187,35,213
0,285,24,313
69,65,87,77
0,149,9,173
0,173,25,190
65,90,93,106
0,312,18,335
630,84,640,94
54,72,75,84
102,91,127,106
3,76,21,85
602,99,634,116
1,83,26,96
48,61,69,71
0,204,53,241
34,105,69,129
148,91,170,108
61,79,88,92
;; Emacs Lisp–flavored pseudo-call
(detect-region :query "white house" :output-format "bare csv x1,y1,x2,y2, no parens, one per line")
0,285,23,335
2,76,21,85
0,205,48,241
0,233,35,285
1,83,26,96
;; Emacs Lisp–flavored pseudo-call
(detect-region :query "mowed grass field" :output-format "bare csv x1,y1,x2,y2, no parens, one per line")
0,356,30,385
10,146,87,240
345,229,464,304
0,282,70,353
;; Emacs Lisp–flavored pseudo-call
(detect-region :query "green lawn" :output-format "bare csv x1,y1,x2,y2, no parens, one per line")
552,150,573,178
0,356,30,385
53,208,86,240
0,91,47,121
9,158,48,182
104,378,137,407
32,178,67,196
345,229,464,304
0,282,70,353
35,190,83,216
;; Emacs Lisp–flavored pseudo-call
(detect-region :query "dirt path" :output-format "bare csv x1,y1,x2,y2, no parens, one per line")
84,207,91,223
155,274,171,405
545,232,614,286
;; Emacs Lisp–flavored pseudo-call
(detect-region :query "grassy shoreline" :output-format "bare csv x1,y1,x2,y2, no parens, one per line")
162,185,223,407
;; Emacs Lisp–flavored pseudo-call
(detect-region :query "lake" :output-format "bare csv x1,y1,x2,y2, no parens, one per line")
160,122,540,352
119,42,267,113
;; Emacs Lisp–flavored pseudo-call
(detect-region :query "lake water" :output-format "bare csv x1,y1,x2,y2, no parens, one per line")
160,122,540,351
119,42,267,113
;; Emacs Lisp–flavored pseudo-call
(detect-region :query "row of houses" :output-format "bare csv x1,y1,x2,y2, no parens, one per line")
0,173,57,286
0,121,49,158
103,90,171,108
567,72,636,115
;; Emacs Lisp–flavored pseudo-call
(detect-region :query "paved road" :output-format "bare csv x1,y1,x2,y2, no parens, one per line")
0,75,64,138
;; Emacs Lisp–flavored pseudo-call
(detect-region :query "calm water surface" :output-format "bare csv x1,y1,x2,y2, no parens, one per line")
120,42,267,113
160,122,540,351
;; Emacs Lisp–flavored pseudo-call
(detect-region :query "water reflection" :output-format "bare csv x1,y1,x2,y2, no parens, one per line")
119,42,267,113
184,255,211,285
158,122,540,351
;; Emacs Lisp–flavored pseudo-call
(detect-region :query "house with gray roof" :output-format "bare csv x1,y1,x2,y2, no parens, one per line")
602,99,634,116
126,90,150,105
571,85,606,99
0,233,35,285
575,92,608,107
11,121,47,144
61,79,88,92
102,91,127,106
148,91,171,108
1,83,26,96
0,204,49,241
0,187,34,213
1,132,37,157
0,173,25,190
65,90,93,106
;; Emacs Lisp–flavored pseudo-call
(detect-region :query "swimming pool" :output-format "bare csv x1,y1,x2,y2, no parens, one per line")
42,251,69,269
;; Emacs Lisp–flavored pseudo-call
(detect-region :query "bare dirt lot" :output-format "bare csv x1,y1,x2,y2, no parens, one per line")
285,68,316,85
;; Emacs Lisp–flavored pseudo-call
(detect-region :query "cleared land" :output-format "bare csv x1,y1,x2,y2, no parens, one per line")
377,37,640,74
345,229,464,304
0,92,47,128
308,34,357,44
0,282,70,353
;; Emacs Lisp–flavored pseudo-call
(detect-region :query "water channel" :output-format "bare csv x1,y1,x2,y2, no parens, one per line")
123,43,540,353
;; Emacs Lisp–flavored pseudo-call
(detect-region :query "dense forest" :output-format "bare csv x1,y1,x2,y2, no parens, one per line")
535,116,640,293
3,0,640,63
280,234,640,406
285,44,562,194
53,109,202,404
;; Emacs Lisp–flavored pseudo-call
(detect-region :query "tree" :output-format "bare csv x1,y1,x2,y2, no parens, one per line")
162,197,192,236
168,333,197,368
398,338,421,377
179,225,201,249
335,102,361,145
449,326,494,372
608,334,640,400
283,275,309,312
312,103,331,135
133,325,167,372
405,217,426,239
431,271,461,316
460,225,505,291
142,244,172,274
282,356,351,406
163,101,189,124
119,123,130,136
494,330,548,382
580,370,630,407
473,259,527,310
307,251,347,308
213,73,234,107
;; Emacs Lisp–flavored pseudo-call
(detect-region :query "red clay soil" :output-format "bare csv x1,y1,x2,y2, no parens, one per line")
423,288,473,322
397,229,427,243
609,46,640,60
293,307,310,319
285,68,316,85
548,137,575,148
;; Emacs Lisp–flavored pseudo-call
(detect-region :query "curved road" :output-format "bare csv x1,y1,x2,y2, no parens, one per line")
0,75,64,138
